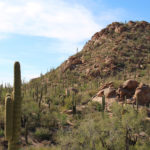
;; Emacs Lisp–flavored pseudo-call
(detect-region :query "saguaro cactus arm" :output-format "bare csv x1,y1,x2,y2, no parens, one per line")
5,94,13,141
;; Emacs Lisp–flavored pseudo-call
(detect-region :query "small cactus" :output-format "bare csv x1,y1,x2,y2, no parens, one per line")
136,97,139,112
102,95,105,111
5,61,22,150
5,94,13,141
72,94,76,114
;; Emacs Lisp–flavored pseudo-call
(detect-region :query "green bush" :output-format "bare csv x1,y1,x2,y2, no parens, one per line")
26,146,60,150
60,103,150,150
0,129,4,137
64,96,72,109
34,128,50,141
88,101,102,111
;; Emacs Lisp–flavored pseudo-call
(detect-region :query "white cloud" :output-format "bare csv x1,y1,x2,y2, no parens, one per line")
0,0,125,43
0,0,101,42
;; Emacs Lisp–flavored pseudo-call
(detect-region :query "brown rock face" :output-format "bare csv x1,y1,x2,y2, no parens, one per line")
94,79,150,106
99,82,114,90
115,25,127,33
63,56,82,72
116,80,139,100
116,88,130,99
128,21,136,26
133,84,150,105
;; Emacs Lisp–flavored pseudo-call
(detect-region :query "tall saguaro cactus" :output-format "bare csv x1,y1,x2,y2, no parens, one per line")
5,61,22,150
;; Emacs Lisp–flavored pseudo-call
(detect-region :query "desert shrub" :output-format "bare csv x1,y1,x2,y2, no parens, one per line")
34,127,50,141
53,98,60,105
88,101,102,112
83,53,91,62
57,113,67,127
80,94,91,105
64,96,72,109
88,89,97,97
40,111,59,130
0,128,4,137
22,99,39,130
60,103,150,150
26,146,60,150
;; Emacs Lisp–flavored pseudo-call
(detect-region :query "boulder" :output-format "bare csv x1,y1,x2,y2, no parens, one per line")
105,87,116,98
97,87,116,98
128,21,135,26
116,80,138,100
62,56,82,72
122,79,139,90
116,87,130,100
97,82,114,97
97,90,104,97
85,68,90,76
126,98,133,104
115,26,127,33
133,84,150,105
91,32,100,41
100,82,114,90
105,57,115,66
92,96,103,103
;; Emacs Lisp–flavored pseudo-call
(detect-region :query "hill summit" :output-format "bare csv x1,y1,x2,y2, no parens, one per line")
59,21,150,79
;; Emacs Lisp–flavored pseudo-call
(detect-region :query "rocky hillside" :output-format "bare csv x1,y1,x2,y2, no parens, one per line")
28,21,150,105
58,21,150,79
1,21,150,150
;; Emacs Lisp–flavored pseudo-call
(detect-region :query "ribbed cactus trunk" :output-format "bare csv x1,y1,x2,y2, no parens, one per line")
72,93,76,115
102,95,105,111
5,94,13,141
5,61,22,150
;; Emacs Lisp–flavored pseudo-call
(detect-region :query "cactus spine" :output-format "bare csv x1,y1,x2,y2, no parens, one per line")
5,61,22,150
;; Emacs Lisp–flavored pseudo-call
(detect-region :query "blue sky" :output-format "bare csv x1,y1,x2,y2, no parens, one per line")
0,0,150,84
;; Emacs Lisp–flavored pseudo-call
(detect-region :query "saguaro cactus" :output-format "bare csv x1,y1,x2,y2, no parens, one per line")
72,94,76,115
136,97,139,112
102,95,105,111
5,61,22,150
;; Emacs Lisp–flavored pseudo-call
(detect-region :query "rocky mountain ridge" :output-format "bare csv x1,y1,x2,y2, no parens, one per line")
29,20,150,108
57,21,150,79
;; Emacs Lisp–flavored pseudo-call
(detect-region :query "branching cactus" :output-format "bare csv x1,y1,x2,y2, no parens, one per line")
5,61,22,150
